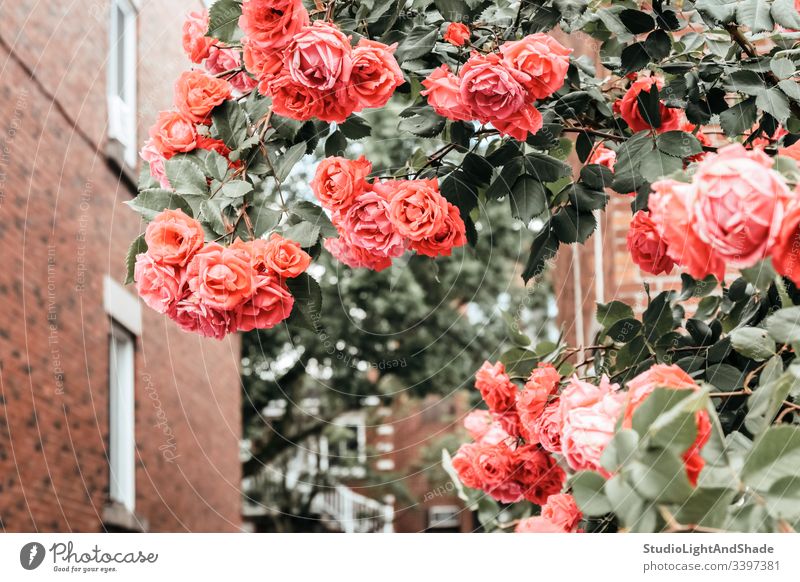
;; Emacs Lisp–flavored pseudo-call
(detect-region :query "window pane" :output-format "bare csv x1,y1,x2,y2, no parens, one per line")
109,324,135,511
115,4,126,98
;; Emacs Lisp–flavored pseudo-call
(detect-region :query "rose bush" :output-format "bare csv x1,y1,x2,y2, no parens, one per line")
126,0,800,531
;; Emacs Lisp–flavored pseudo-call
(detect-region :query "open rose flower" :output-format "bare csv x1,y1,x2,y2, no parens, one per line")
648,179,726,281
236,275,294,332
588,143,617,170
261,233,312,278
540,493,582,532
409,201,466,258
444,22,470,47
182,10,214,64
134,253,184,314
144,208,205,267
515,516,565,533
617,76,682,133
382,179,449,242
339,190,406,258
174,70,232,125
311,156,372,212
531,400,562,454
169,293,238,340
266,73,323,121
239,0,309,50
459,52,527,124
148,110,197,156
474,361,517,414
323,236,393,272
499,33,571,100
514,444,565,505
463,410,493,441
140,139,170,189
692,144,791,267
286,21,352,92
243,38,284,85
347,39,404,110
517,363,560,441
421,65,471,122
491,104,543,142
186,242,255,310
627,210,675,275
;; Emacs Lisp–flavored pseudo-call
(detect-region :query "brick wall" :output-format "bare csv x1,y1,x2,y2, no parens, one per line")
0,1,242,532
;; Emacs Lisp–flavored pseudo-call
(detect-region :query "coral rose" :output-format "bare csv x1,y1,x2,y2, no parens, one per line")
144,208,205,267
134,253,184,314
473,444,523,503
236,275,294,332
560,375,618,412
139,139,170,189
771,203,800,286
311,156,372,212
692,144,791,267
148,110,198,156
323,236,393,272
561,388,625,473
205,47,258,93
588,143,617,170
779,140,800,162
491,104,543,141
531,400,563,454
182,10,214,64
517,363,560,441
382,179,449,241
463,410,493,441
648,179,726,281
266,73,324,121
627,210,676,275
339,191,406,258
541,493,582,532
261,233,312,278
617,76,682,133
347,39,404,110
243,38,284,87
239,0,309,50
515,516,565,533
174,70,232,125
420,65,471,122
499,33,571,100
474,361,517,414
444,22,470,47
514,444,565,505
459,52,527,123
169,293,237,340
286,21,352,92
186,242,255,310
409,201,466,258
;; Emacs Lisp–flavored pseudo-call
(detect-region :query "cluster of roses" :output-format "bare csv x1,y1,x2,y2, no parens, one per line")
238,0,403,123
311,156,467,271
134,209,310,339
140,65,236,190
421,33,571,141
627,143,800,283
453,361,710,533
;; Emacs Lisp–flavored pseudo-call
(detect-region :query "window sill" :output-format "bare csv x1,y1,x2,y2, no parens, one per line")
102,502,149,532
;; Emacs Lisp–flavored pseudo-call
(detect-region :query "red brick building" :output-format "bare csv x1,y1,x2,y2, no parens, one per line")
0,0,242,532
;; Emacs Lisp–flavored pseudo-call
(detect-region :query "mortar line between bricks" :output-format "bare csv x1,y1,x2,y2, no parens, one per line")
0,32,103,162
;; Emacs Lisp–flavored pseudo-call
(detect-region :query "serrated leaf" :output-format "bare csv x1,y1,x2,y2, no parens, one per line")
396,26,438,62
523,152,572,182
656,131,703,158
522,225,558,283
124,234,147,285
291,201,337,237
283,221,321,248
125,189,194,221
165,157,208,196
339,115,372,139
730,327,776,361
757,88,791,124
509,176,547,221
272,142,307,182
720,97,758,137
737,0,774,33
207,0,243,43
552,205,597,244
220,180,254,199
772,0,800,29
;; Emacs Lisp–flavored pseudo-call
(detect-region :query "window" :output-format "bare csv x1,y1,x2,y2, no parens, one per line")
428,505,461,529
107,0,137,167
109,322,136,512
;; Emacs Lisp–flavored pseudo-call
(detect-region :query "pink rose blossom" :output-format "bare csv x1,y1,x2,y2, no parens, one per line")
144,208,205,268
617,76,683,133
463,410,492,441
339,190,406,258
311,156,372,213
474,361,517,414
541,493,582,532
236,275,294,332
491,104,544,141
514,443,565,505
186,242,255,310
443,22,471,47
499,33,571,100
515,516,565,533
286,21,352,92
459,52,527,124
420,65,471,122
347,39,404,110
627,210,676,276
409,201,467,258
588,143,617,170
182,10,214,64
169,293,238,340
692,144,791,267
323,236,393,272
561,389,625,474
239,0,309,50
205,47,258,93
243,38,284,85
517,363,560,442
531,399,563,454
381,179,450,242
134,253,184,314
140,139,170,189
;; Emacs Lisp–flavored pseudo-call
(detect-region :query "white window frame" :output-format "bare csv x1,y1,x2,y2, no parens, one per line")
109,322,136,512
107,0,138,168
428,505,461,529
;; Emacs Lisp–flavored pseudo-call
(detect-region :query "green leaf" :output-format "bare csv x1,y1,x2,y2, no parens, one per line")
499,347,539,378
485,158,524,200
719,97,758,137
125,189,193,221
283,221,321,248
285,272,323,328
601,429,639,473
725,70,768,96
273,142,307,182
509,177,548,221
205,150,229,182
398,106,446,138
291,201,337,238
212,100,248,149
619,42,650,76
570,471,613,516
522,225,558,283
736,0,774,33
619,9,655,34
249,205,282,238
656,131,703,158
632,388,698,453
695,0,738,23
597,301,635,329
742,426,800,491
730,327,776,361
673,488,737,529
757,88,791,124
637,84,661,129
745,370,795,435
434,0,468,21
771,58,795,80
628,449,694,503
523,152,572,182
124,234,147,285
764,476,800,521
165,157,208,196
207,0,243,43
638,149,683,182
766,306,800,343
325,129,347,158
772,0,800,29
339,115,372,139
440,170,478,214
552,206,596,244
396,26,438,61
220,180,254,199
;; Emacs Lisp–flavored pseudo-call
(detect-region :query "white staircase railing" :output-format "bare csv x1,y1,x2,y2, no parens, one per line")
312,484,393,533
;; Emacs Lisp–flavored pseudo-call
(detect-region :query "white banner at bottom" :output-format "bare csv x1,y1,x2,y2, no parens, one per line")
0,533,798,581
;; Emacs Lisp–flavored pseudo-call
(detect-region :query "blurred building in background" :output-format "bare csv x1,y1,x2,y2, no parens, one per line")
0,0,241,532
